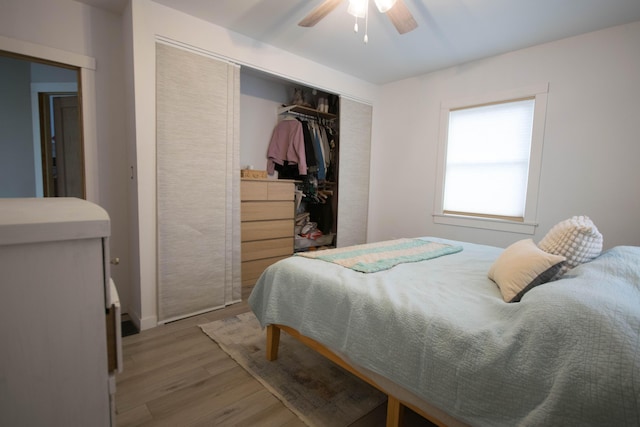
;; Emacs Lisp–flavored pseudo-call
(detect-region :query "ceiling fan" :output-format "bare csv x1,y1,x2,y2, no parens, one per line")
299,0,418,35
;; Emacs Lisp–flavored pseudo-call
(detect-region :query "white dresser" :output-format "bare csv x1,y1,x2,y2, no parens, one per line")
0,198,121,426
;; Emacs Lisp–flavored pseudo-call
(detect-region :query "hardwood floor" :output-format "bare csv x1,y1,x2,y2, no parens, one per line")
115,290,435,426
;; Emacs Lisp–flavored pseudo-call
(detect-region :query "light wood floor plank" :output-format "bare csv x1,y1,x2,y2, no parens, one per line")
145,366,258,419
116,404,153,427
143,373,265,426
119,341,229,385
126,331,213,366
223,398,305,427
207,388,304,427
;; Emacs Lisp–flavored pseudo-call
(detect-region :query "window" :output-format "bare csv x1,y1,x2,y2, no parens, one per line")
434,84,549,234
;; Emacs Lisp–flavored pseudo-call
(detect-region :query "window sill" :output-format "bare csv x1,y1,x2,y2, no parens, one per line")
433,213,537,234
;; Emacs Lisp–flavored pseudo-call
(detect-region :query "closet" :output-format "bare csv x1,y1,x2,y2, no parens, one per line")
240,68,373,282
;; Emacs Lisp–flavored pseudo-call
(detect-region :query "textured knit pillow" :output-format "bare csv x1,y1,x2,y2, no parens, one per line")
538,215,603,276
488,239,566,303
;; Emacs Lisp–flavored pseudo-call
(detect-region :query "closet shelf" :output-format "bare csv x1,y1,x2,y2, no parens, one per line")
279,104,337,120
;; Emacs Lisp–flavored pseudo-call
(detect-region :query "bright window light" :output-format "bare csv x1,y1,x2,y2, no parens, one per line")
443,98,535,220
434,84,549,234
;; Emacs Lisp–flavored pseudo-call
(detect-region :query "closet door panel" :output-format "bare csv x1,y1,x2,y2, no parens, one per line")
337,97,373,247
156,43,239,322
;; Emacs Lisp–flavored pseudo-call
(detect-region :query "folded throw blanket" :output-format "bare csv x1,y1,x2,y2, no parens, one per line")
296,238,463,273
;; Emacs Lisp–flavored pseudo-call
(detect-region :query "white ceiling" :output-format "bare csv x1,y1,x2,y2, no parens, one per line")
78,0,640,84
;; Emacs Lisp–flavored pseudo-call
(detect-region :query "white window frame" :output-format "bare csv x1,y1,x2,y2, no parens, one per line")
433,84,549,234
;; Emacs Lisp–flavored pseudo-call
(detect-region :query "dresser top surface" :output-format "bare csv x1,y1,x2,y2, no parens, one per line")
0,197,110,245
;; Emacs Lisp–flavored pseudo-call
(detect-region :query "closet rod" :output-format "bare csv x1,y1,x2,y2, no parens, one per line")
278,104,336,121
282,111,335,127
281,110,318,120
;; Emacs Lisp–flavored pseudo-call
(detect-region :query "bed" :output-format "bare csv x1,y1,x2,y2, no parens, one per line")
248,229,640,426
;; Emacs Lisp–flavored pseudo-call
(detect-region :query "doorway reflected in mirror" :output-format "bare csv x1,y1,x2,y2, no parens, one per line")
0,52,83,198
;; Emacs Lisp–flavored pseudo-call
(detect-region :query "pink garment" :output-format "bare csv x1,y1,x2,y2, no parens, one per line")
266,119,307,175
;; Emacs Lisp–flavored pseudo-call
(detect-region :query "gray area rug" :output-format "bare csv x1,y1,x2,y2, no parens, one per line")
199,312,386,426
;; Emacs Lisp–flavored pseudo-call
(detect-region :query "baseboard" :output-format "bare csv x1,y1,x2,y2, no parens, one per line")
128,310,158,331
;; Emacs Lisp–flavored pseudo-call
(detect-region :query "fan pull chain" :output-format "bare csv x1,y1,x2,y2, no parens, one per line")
350,0,370,43
364,1,369,44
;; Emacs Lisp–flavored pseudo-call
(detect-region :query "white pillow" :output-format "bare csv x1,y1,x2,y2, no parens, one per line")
488,239,566,303
537,215,603,276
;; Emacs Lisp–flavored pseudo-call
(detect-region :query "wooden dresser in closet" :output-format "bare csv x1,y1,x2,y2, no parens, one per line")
241,178,297,288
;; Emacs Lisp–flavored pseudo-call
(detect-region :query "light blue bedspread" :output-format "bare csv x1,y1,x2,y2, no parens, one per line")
249,238,640,426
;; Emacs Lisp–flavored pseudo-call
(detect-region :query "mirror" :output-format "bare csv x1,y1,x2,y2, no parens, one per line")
0,51,83,198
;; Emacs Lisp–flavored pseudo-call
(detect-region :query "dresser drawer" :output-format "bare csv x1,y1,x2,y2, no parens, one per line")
241,180,294,201
241,219,293,242
241,180,267,200
266,181,294,200
241,201,294,221
242,238,293,262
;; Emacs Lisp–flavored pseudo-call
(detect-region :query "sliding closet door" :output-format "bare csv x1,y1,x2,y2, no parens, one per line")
337,97,373,247
156,42,241,322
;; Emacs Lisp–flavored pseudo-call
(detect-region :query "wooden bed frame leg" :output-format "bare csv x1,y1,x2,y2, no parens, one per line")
266,325,281,361
386,396,404,427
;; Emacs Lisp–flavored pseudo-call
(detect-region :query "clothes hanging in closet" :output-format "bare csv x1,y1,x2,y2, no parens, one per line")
266,118,307,176
297,118,317,169
299,119,335,181
267,113,336,182
310,122,326,180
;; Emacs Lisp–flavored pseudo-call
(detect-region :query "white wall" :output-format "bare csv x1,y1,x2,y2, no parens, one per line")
127,0,379,329
0,0,131,312
239,70,288,171
369,20,640,249
239,92,278,171
0,57,35,197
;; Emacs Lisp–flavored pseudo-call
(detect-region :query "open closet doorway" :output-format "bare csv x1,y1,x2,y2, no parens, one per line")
0,50,83,198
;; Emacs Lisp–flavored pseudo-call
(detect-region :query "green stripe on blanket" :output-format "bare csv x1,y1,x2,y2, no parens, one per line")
296,238,463,273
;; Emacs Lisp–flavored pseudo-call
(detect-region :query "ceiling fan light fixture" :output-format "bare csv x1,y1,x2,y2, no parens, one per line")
373,0,397,13
347,0,367,18
298,0,417,36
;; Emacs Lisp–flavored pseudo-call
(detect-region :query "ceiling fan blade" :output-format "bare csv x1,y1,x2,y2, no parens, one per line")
386,0,417,34
298,0,343,27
